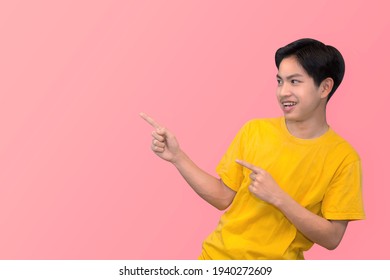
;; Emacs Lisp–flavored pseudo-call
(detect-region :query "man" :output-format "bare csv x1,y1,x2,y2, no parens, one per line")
140,38,365,259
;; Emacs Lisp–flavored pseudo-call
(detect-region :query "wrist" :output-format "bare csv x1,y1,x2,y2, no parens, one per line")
271,190,290,209
171,149,186,166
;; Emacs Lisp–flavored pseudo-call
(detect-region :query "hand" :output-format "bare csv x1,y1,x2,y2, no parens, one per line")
140,112,182,163
235,159,284,205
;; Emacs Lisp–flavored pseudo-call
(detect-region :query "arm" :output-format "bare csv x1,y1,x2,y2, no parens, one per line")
273,193,348,250
140,113,236,210
173,151,236,210
236,160,348,250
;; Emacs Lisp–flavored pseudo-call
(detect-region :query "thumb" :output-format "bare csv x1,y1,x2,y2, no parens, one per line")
156,126,174,140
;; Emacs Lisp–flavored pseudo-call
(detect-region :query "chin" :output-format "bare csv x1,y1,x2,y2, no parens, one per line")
283,114,302,123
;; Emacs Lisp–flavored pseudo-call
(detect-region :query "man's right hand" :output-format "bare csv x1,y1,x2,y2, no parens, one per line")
140,112,236,210
140,112,182,163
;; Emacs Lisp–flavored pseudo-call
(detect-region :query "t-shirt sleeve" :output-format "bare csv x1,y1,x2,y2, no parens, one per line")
321,159,365,220
215,123,248,192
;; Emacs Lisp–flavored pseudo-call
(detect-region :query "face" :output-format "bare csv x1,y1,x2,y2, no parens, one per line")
276,56,328,123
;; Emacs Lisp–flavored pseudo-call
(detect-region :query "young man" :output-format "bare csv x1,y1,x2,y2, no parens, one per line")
140,38,365,259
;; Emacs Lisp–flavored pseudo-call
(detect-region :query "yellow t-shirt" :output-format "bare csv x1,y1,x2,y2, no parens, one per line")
199,117,365,260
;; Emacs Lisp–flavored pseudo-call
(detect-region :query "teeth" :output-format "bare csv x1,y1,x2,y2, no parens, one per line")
283,102,297,107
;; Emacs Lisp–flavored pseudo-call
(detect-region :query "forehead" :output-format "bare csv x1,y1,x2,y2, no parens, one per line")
277,56,309,78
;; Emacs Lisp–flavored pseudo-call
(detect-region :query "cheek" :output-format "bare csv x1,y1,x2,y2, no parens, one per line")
275,87,282,97
302,93,321,108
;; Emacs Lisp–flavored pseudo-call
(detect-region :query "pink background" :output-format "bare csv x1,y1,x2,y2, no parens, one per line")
0,0,388,259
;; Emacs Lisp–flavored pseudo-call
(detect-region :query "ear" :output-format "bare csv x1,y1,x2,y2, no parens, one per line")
320,78,334,99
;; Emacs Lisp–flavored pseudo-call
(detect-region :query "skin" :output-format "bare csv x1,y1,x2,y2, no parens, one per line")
276,56,333,139
140,112,236,211
140,56,348,251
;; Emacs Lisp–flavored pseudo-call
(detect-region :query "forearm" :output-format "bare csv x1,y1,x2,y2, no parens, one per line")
172,150,235,210
273,193,347,250
235,160,348,250
140,113,235,210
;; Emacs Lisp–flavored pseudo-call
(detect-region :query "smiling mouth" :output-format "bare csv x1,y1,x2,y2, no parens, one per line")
282,101,297,108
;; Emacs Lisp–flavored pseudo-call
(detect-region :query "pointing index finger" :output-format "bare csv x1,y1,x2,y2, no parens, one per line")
140,112,161,129
235,159,261,173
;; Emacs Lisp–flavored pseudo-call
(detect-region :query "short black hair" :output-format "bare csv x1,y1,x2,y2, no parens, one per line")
275,38,345,102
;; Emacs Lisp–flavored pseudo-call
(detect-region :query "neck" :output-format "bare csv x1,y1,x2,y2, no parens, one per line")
285,115,329,139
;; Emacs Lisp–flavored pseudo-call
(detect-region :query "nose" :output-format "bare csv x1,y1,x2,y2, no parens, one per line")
277,83,292,98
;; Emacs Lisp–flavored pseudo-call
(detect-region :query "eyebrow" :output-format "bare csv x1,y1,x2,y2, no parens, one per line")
276,73,304,80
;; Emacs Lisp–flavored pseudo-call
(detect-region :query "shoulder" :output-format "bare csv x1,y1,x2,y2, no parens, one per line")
241,117,283,131
326,129,361,165
234,117,284,143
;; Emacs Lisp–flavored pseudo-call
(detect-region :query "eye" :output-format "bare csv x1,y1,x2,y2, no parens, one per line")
291,79,301,84
276,79,282,86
